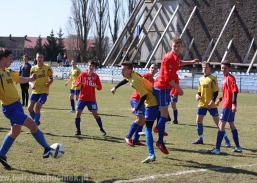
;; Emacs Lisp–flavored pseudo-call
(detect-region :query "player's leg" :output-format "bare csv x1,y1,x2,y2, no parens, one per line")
33,94,48,126
132,114,145,145
142,106,159,163
212,115,231,148
74,100,85,135
28,97,37,120
20,84,26,106
89,101,106,136
171,96,178,124
228,118,242,152
192,107,206,144
23,117,51,158
25,86,29,107
69,90,75,112
0,125,21,169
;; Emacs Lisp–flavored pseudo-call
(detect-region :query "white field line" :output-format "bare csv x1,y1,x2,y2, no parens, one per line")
114,164,257,183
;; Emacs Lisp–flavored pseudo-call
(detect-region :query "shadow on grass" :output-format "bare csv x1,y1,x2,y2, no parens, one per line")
177,159,257,177
177,123,218,129
0,127,10,132
11,168,95,182
44,132,125,144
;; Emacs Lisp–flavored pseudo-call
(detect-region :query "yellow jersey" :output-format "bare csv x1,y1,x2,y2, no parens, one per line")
198,74,219,108
126,71,157,107
0,69,20,105
70,67,81,90
30,64,53,94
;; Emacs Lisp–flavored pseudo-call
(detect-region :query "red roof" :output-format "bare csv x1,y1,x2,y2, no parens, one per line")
24,37,48,48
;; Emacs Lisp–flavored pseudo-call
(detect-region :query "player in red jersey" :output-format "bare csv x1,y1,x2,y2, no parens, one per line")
153,37,199,154
209,60,242,154
73,61,106,136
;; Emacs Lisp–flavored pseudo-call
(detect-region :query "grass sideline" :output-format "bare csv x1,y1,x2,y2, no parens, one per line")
0,80,256,183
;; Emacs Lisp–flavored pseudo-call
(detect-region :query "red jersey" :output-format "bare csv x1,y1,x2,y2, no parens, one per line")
75,71,102,101
154,50,181,89
130,72,154,100
221,73,238,109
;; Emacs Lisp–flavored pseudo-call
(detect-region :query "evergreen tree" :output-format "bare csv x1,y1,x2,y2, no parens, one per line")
34,36,44,56
57,28,65,54
44,30,58,61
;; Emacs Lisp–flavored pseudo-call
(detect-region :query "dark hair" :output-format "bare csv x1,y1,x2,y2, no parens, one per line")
172,37,183,44
36,52,44,57
121,62,133,70
88,60,96,66
221,60,231,67
0,47,12,60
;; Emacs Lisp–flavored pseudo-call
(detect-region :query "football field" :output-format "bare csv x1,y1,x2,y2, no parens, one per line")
0,80,256,183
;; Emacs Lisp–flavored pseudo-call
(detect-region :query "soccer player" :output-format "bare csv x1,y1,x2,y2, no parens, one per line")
111,62,159,163
0,48,52,169
19,54,32,107
111,64,158,146
192,61,231,147
65,59,81,112
28,52,54,126
154,37,199,154
209,60,242,155
73,60,106,136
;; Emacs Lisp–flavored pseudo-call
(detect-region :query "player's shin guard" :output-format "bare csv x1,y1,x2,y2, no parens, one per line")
75,118,81,132
216,131,225,150
30,111,35,119
34,113,40,125
127,122,139,138
0,135,15,157
173,109,178,121
32,129,50,148
145,127,154,156
157,117,167,144
70,99,75,111
133,125,143,142
96,117,103,129
231,129,240,148
196,123,203,139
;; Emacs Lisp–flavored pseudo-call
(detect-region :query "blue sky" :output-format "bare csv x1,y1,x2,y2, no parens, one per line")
0,0,72,38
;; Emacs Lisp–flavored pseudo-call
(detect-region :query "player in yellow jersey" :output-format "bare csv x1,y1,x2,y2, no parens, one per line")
192,61,231,147
65,59,81,112
111,62,159,163
28,52,53,126
0,48,52,169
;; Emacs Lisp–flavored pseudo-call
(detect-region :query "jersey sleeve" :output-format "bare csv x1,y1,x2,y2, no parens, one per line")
10,70,20,83
96,74,102,90
47,67,53,78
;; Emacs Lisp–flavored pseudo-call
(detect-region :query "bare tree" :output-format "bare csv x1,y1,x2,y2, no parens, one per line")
93,0,109,66
69,0,94,63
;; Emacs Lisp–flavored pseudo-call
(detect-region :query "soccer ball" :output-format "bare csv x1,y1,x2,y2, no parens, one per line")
50,143,64,159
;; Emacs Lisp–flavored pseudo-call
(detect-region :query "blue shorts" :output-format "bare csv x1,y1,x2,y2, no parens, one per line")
170,95,178,103
70,89,80,96
77,100,98,111
154,88,171,107
220,108,235,122
145,106,159,121
197,107,219,117
130,100,145,115
30,94,48,104
2,101,27,126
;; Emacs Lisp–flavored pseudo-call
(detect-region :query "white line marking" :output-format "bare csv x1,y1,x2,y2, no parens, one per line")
114,164,257,183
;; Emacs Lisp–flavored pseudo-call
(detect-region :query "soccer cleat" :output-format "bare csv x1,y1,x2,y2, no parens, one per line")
208,148,220,155
138,132,145,136
225,141,231,148
173,120,178,124
167,116,171,121
100,128,106,136
124,137,133,146
232,147,242,153
192,138,203,144
153,127,168,136
156,142,169,154
142,155,156,163
43,147,52,159
75,131,81,135
0,156,11,169
133,141,146,146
